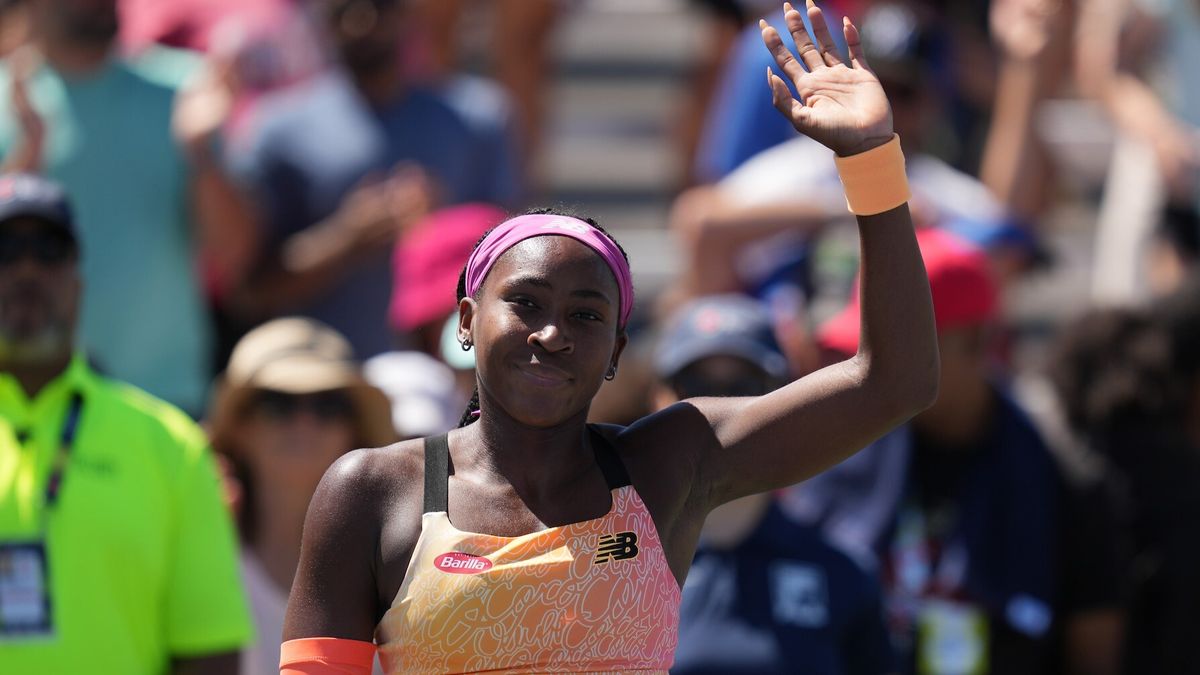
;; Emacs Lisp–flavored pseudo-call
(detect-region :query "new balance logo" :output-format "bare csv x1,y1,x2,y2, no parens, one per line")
594,531,639,565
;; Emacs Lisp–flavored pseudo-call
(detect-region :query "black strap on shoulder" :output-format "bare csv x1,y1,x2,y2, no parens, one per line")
423,433,450,513
589,426,632,490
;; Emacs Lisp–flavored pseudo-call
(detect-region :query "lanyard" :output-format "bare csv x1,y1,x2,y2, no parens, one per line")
892,501,967,600
40,392,84,522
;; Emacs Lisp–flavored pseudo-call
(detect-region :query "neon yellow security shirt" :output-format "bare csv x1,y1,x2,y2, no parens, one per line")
0,355,252,673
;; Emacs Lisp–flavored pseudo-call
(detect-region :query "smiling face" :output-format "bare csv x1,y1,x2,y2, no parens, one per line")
461,236,627,428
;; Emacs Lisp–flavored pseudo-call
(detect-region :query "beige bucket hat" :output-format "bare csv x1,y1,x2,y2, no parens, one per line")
209,317,397,449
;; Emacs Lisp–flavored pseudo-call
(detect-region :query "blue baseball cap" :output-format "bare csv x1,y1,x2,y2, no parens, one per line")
0,173,76,242
655,294,788,380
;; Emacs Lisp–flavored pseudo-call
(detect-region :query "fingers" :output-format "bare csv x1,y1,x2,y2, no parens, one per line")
783,2,824,71
767,69,807,130
767,68,790,111
804,0,843,66
843,16,873,72
760,19,807,82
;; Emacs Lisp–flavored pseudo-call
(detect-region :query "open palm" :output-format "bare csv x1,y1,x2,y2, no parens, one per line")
761,1,893,157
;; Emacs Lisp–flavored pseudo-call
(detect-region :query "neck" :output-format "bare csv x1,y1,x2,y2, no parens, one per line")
1,351,72,399
913,376,994,447
36,33,110,77
249,479,312,593
463,399,596,504
349,62,405,106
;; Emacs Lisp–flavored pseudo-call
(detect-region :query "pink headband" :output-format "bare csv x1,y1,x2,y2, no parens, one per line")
464,214,634,328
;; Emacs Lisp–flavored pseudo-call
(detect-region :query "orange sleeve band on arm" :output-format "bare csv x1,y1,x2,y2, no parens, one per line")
833,134,911,216
279,637,377,675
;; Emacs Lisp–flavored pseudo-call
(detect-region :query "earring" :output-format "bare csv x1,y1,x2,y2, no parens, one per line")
604,367,616,381
461,338,473,351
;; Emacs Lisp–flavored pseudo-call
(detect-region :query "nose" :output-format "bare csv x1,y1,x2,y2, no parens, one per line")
529,322,572,353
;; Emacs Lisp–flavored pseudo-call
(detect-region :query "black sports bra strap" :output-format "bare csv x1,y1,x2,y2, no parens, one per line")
423,433,450,513
589,426,632,490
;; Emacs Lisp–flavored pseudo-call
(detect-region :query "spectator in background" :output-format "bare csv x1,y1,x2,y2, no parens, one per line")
1076,0,1200,305
357,203,503,441
666,0,1039,329
415,0,558,176
1050,279,1200,675
119,0,296,55
210,317,396,675
801,228,1124,675
229,0,522,358
0,0,28,58
0,173,251,673
656,294,895,675
0,0,258,415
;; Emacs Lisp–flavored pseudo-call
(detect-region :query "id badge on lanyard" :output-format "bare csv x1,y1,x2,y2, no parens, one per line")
0,393,83,640
894,502,990,675
0,541,53,637
917,599,988,675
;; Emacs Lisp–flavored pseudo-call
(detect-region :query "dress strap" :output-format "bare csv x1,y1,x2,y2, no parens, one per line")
423,433,450,513
589,426,632,490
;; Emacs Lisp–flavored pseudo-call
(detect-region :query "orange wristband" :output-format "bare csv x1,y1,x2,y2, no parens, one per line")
833,134,910,216
280,637,376,674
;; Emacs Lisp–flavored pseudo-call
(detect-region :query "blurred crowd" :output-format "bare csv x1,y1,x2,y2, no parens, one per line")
0,0,1198,673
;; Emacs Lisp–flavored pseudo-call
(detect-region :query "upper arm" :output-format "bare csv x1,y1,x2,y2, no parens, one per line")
284,450,386,641
690,356,926,507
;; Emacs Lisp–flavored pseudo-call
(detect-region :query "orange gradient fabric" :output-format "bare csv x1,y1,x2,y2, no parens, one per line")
377,486,681,674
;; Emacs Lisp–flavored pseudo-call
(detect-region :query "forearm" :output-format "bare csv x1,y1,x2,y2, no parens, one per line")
682,203,830,296
1,143,40,174
854,204,939,406
980,58,1051,218
230,219,375,316
191,158,260,291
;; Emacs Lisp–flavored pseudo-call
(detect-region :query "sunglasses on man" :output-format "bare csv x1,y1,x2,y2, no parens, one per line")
0,228,76,267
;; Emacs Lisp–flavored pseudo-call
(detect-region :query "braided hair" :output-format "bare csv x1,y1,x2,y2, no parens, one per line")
454,207,630,427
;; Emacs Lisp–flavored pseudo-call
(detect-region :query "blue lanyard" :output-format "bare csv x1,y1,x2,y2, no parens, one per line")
41,392,84,515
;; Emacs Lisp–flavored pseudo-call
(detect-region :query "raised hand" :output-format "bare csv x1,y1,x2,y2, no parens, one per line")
760,1,893,157
4,46,45,173
172,54,237,158
990,0,1062,62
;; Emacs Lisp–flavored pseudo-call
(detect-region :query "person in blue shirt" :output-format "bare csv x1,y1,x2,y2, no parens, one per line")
230,0,523,358
801,229,1125,675
651,294,895,675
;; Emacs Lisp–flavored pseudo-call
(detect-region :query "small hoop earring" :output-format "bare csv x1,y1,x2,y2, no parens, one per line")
461,339,473,352
604,368,616,381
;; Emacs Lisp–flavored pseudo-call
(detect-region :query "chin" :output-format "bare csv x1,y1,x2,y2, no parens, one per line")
496,396,587,429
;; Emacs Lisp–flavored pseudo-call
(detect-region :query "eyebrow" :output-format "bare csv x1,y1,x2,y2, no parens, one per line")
504,275,614,305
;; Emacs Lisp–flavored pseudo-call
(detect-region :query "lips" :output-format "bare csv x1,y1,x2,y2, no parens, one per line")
515,361,572,387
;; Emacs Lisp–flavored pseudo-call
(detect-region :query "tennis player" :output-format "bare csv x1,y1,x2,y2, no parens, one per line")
280,2,938,672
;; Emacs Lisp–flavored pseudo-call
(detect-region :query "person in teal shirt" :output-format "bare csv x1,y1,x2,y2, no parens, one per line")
0,0,257,415
0,172,252,673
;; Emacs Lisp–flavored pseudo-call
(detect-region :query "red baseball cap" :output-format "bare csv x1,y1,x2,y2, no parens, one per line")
390,203,506,333
817,228,999,356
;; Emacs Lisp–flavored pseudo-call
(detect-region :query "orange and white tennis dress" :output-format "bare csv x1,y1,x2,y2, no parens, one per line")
371,430,681,674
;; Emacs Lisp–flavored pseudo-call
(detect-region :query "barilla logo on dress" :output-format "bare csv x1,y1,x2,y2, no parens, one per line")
434,552,493,574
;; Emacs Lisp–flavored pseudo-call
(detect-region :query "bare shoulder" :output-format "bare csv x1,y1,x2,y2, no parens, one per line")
592,402,725,535
286,440,427,639
601,399,728,480
309,442,422,520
